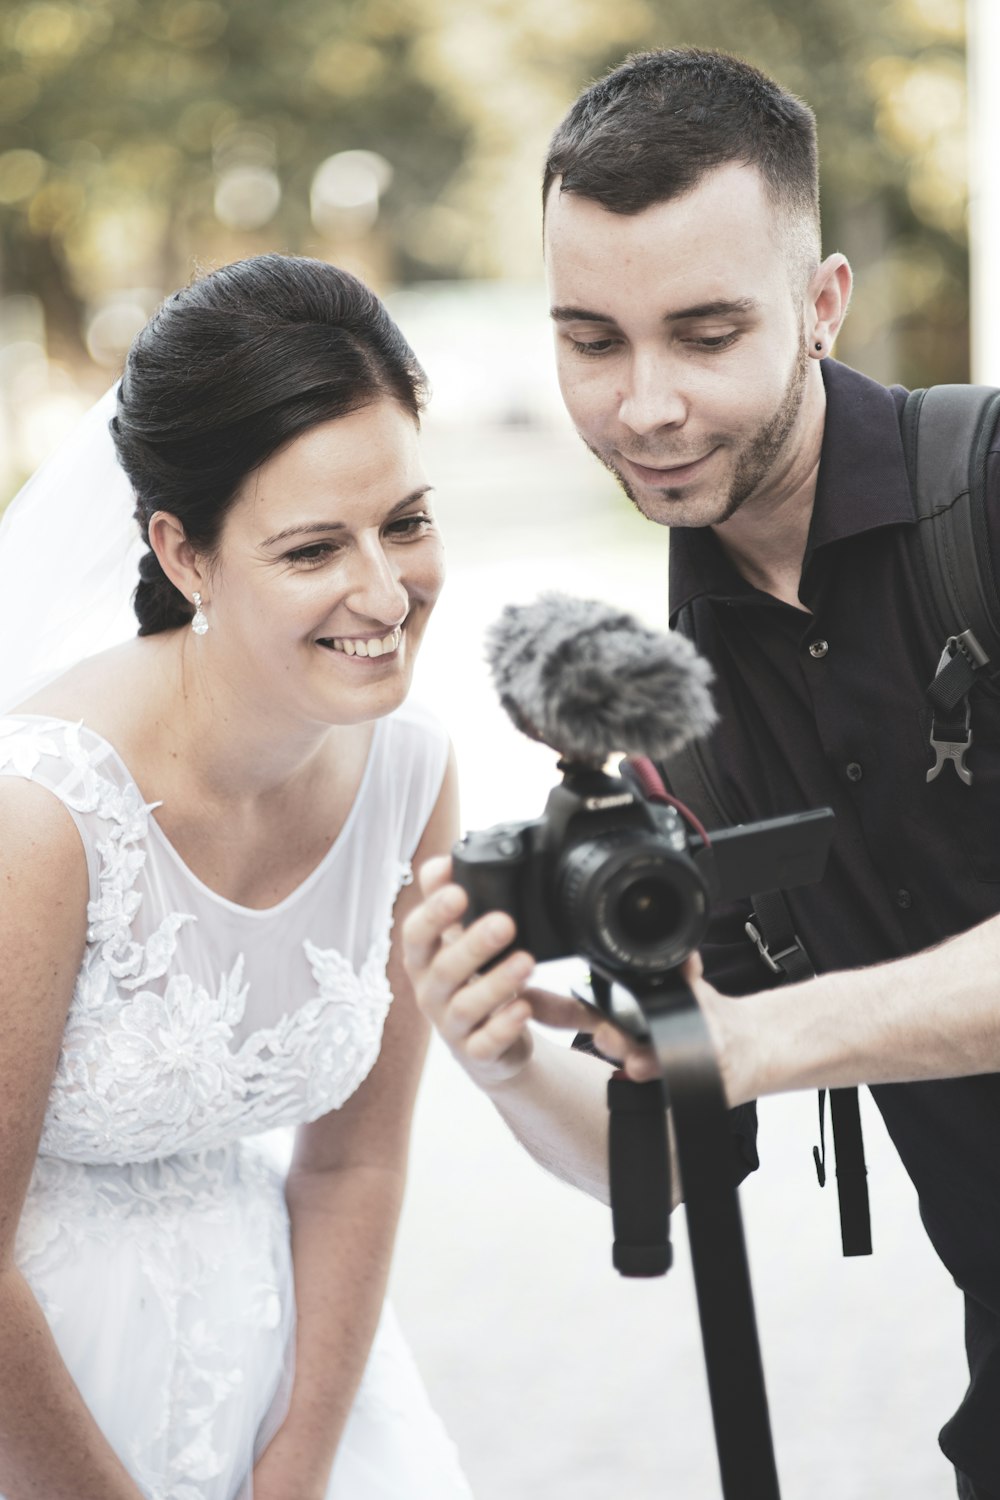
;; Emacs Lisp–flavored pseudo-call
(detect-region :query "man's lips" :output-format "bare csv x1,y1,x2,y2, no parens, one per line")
620,448,718,487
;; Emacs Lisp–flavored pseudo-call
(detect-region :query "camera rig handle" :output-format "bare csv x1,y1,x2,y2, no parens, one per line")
593,966,781,1500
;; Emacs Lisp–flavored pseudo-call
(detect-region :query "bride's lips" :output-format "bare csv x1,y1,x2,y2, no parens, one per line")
620,448,718,487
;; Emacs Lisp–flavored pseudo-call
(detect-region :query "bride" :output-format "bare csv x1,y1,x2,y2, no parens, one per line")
0,255,471,1499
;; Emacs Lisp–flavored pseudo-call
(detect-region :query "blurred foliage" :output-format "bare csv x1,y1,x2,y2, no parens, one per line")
0,0,970,390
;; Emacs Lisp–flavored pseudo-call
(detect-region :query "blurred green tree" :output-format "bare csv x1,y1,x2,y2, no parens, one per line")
0,0,969,385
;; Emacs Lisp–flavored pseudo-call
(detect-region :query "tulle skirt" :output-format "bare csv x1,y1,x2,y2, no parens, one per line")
11,1144,471,1500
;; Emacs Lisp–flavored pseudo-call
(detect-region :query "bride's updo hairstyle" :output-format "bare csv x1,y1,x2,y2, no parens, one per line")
111,255,427,636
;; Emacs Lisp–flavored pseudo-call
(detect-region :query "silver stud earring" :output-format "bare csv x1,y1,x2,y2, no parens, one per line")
191,592,209,635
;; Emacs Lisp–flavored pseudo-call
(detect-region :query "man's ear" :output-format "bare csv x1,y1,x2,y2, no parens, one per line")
808,254,852,356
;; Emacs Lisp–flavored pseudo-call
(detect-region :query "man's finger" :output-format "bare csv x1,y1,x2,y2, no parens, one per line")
521,987,598,1031
402,881,468,972
417,853,453,897
434,949,534,1041
420,910,519,1013
463,998,532,1061
682,949,704,983
589,1020,658,1080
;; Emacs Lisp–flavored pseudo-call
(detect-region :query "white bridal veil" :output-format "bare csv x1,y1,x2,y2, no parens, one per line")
0,386,144,713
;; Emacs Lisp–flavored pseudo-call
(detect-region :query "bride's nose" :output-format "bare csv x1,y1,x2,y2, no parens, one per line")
343,536,409,627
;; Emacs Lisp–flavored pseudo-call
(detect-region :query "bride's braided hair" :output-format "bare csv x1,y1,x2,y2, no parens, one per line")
111,255,427,636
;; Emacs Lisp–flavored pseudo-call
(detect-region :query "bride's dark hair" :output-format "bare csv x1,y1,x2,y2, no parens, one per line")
111,255,428,636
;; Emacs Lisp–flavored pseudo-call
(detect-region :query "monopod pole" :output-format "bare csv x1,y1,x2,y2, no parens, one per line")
604,970,781,1500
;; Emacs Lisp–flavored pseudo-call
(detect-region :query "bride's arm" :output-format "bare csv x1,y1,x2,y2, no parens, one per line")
0,780,146,1500
252,754,459,1500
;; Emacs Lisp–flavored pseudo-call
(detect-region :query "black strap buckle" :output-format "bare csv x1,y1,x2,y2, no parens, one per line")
744,919,807,977
926,632,985,785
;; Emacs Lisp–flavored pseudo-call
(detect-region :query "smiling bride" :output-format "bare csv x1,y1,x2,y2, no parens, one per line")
0,255,471,1500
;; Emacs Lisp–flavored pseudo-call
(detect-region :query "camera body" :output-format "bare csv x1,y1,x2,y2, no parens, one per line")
453,761,833,979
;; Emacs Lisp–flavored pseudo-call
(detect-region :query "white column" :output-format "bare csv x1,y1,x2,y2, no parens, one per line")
968,0,1000,383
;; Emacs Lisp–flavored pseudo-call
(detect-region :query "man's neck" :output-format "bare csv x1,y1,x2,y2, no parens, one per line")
710,370,827,612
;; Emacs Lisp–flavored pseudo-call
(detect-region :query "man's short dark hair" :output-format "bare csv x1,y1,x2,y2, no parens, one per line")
544,49,820,275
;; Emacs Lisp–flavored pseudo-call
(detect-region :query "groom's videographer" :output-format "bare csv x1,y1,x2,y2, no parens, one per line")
403,47,1000,1500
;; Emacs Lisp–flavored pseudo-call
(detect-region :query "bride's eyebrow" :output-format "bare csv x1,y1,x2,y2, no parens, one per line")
260,487,434,548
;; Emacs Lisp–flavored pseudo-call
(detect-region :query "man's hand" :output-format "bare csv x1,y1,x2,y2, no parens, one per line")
403,855,599,1090
582,948,738,1090
403,856,756,1101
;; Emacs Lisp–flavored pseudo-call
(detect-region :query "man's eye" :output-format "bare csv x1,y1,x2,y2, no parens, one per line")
686,332,739,351
568,337,619,357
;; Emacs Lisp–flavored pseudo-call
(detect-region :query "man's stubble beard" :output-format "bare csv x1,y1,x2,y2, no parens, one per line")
585,337,811,527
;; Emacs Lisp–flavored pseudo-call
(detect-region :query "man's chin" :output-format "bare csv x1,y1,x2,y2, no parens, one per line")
585,439,721,524
604,456,739,529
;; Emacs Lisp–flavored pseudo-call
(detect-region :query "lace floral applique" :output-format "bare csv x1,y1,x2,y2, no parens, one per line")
100,960,249,1130
235,936,394,1124
0,720,64,778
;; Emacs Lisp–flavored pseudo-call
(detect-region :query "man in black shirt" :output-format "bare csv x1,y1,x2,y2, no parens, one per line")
402,49,1000,1498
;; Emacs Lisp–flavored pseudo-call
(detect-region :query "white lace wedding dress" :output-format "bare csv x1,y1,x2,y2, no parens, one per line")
0,703,472,1500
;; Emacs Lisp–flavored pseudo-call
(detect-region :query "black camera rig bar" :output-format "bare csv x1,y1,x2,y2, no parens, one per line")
595,966,781,1500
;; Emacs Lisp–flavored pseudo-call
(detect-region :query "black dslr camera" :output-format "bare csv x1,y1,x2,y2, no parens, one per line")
453,759,833,980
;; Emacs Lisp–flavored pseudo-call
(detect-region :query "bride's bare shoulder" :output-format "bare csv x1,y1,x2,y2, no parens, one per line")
10,637,167,736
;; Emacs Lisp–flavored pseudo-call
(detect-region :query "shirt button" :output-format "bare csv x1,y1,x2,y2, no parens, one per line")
896,889,912,909
846,761,863,782
808,640,829,658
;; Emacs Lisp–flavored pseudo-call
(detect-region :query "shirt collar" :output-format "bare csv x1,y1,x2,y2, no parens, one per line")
668,359,914,622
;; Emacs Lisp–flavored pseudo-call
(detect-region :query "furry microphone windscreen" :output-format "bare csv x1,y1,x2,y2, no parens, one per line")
484,593,718,763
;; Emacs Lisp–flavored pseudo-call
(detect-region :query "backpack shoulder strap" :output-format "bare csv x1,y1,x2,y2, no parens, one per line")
901,383,1000,666
902,386,1000,786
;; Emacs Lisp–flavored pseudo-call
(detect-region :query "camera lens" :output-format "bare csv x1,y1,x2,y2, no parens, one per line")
617,874,683,945
556,832,708,974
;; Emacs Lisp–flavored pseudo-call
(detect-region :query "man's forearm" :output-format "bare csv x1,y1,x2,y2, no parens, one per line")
720,912,1000,1106
484,1035,613,1202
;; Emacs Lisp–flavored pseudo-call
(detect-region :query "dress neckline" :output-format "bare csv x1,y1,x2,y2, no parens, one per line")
2,712,382,919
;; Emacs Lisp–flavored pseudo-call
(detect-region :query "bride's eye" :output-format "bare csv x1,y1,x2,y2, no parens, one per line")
286,541,338,566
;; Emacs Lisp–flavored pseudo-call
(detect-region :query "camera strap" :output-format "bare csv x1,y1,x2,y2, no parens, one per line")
744,889,872,1258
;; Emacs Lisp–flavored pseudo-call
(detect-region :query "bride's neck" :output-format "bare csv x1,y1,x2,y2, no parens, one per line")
132,633,359,807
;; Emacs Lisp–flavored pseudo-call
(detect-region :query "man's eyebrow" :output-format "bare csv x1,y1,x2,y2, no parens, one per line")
261,486,433,548
550,297,761,325
550,305,618,325
664,297,761,321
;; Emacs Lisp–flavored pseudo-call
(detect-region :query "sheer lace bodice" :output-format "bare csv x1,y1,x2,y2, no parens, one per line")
0,711,440,1164
0,706,469,1500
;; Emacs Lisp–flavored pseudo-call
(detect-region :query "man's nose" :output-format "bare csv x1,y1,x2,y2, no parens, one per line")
346,539,409,626
617,352,687,437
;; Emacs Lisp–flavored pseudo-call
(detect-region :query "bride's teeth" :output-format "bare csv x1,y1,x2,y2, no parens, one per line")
325,628,401,656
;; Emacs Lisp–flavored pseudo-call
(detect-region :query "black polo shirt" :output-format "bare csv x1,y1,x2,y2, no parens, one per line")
669,359,1000,1489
